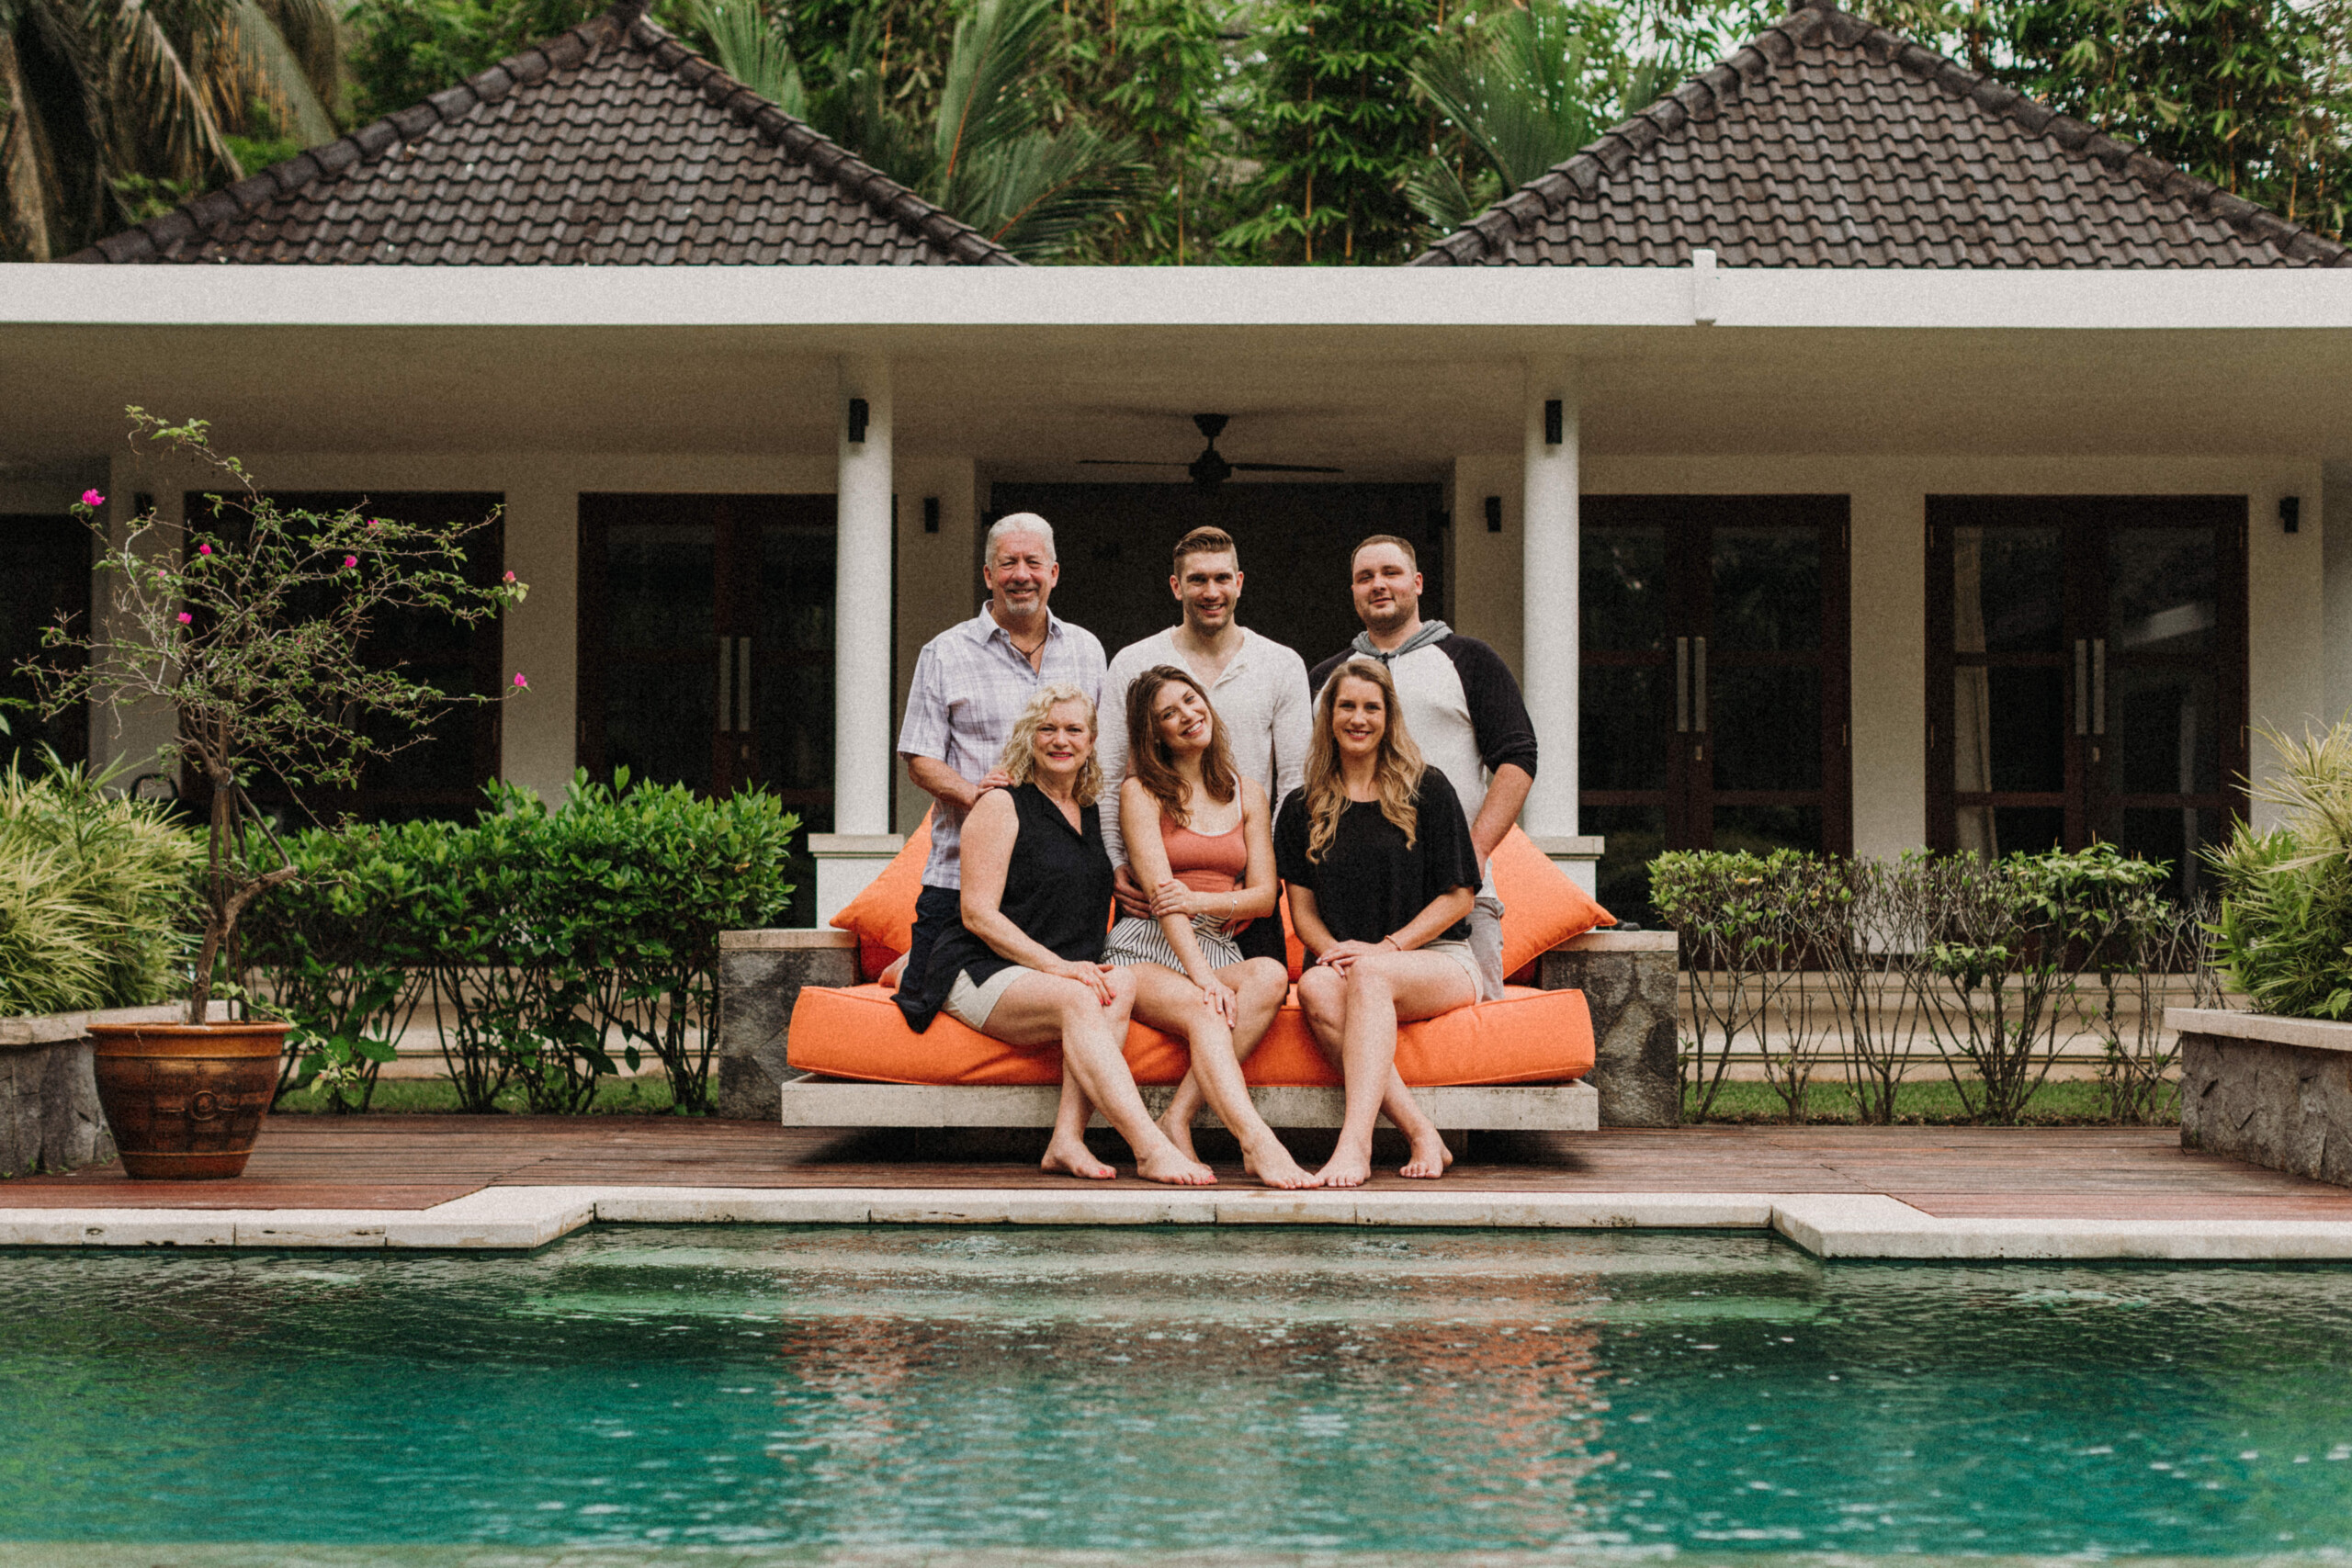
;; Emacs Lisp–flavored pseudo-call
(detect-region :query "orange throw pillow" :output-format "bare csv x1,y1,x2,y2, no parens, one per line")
830,811,933,981
1489,824,1614,977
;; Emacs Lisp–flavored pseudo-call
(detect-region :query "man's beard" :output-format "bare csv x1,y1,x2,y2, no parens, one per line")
1363,599,1415,636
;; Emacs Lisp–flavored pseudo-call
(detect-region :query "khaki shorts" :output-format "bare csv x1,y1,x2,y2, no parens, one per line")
1420,938,1484,998
943,965,1027,1032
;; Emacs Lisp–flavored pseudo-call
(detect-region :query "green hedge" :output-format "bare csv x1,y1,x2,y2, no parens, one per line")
0,757,199,1018
243,771,798,1113
2209,722,2352,1021
1648,844,2214,1126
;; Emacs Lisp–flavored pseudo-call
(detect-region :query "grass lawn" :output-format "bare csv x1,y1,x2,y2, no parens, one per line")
275,1077,680,1115
1688,1077,2177,1126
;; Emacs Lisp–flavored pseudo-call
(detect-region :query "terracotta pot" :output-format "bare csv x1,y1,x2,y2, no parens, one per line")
85,1020,292,1180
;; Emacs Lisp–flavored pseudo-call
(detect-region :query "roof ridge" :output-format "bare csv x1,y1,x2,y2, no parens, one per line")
69,0,1017,265
1411,0,2351,267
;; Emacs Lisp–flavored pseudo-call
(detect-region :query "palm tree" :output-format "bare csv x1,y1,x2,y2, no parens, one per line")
3,0,343,261
1407,0,1672,235
697,0,1138,261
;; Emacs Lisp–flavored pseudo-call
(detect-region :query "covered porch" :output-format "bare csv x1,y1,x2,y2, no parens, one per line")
5,264,2350,924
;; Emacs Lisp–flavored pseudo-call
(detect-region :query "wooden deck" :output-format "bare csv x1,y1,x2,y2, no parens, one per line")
7,1118,2352,1221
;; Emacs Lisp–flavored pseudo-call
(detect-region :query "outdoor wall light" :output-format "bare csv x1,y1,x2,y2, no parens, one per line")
1544,400,1564,446
2281,496,2301,534
1485,495,1503,532
923,497,940,534
847,398,870,444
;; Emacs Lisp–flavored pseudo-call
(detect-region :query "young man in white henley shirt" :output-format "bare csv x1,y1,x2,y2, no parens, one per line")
1100,525,1312,972
1309,534,1537,1002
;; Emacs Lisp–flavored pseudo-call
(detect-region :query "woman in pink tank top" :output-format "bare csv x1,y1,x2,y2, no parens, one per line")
1104,666,1317,1189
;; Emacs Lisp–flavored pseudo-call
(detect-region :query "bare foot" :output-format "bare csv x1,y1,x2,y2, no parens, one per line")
1156,1109,1200,1163
1135,1145,1218,1186
1400,1127,1454,1179
1315,1143,1373,1189
1243,1139,1322,1190
1042,1135,1115,1180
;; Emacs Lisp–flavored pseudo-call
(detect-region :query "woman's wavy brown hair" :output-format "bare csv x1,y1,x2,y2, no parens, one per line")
1302,656,1425,863
999,685,1102,805
1125,665,1238,829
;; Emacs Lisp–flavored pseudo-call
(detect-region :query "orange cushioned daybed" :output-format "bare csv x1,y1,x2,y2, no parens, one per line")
788,818,1609,1090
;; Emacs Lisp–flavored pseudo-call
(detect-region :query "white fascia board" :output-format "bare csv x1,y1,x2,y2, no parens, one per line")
6,262,2351,330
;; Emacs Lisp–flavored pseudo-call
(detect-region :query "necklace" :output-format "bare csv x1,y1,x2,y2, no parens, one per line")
1007,626,1047,664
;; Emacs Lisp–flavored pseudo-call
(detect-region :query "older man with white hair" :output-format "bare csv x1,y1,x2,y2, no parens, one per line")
895,513,1106,1020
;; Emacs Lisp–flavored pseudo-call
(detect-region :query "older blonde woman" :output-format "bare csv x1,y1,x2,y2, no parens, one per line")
1275,657,1481,1188
899,685,1214,1187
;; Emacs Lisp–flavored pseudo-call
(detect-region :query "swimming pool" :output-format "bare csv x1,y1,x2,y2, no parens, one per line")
3,1225,2348,1560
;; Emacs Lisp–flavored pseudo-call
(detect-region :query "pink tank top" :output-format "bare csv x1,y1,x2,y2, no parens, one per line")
1160,811,1247,897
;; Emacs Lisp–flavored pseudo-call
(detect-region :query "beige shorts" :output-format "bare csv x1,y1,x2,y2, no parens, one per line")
943,965,1027,1032
1419,939,1484,998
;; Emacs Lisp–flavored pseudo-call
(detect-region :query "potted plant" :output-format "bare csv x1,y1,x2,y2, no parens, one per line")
23,411,526,1178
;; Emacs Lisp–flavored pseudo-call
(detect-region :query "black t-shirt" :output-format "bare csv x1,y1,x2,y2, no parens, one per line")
1273,766,1480,950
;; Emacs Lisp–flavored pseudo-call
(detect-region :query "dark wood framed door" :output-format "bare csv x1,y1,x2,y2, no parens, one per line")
1927,495,2247,897
577,493,836,823
1,513,91,773
1580,495,1852,923
183,491,503,822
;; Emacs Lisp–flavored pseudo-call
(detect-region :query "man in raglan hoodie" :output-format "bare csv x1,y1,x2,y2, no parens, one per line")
1309,534,1537,1002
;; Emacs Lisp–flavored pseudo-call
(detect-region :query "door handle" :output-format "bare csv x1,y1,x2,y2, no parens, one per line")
717,637,754,733
736,637,753,732
2074,640,2088,737
2090,637,2105,737
716,637,733,733
1693,636,1708,734
1676,637,1690,733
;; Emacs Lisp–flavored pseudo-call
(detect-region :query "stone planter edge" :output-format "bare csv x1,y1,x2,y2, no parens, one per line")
2171,1006,2352,1189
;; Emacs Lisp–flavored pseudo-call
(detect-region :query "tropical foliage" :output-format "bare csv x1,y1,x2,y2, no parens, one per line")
2,0,343,259
11,0,2352,257
2210,719,2352,1021
0,753,199,1019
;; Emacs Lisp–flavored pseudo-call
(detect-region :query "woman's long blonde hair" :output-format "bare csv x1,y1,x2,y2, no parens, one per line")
1000,684,1102,805
1302,657,1424,863
1125,665,1237,829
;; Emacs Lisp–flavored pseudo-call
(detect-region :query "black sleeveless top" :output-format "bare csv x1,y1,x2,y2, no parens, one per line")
898,783,1114,1032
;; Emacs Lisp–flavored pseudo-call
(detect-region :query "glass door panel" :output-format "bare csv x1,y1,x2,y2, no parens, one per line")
1929,497,2245,897
1581,497,1850,925
596,518,718,795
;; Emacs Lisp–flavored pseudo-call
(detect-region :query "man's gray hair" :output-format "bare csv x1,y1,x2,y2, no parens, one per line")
985,512,1057,563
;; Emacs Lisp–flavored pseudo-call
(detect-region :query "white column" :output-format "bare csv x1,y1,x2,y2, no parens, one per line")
812,353,905,922
1521,358,1603,891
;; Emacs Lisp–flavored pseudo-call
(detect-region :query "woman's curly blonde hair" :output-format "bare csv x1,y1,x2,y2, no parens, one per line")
1302,657,1425,863
999,684,1102,805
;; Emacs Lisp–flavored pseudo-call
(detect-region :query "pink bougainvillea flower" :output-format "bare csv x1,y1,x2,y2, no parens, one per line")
198,543,212,556
502,570,516,582
342,555,358,569
513,672,529,689
368,518,382,530
81,490,105,508
175,612,193,625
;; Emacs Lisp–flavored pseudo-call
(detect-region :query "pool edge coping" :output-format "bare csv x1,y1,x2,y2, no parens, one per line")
6,1186,2352,1260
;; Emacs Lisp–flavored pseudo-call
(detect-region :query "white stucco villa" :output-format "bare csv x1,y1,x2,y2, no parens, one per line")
5,0,2349,925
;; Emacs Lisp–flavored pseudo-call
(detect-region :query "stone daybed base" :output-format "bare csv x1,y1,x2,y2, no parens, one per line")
716,928,1681,1127
778,1077,1600,1134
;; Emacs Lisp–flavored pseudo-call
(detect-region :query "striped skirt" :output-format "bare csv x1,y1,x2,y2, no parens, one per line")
1102,914,1244,974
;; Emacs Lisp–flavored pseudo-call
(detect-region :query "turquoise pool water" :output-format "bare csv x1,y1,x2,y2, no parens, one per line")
2,1226,2349,1559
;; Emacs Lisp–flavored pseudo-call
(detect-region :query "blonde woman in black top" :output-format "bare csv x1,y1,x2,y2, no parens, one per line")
1273,657,1481,1187
902,685,1215,1187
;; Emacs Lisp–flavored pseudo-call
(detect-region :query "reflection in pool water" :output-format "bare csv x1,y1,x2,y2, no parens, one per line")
2,1225,2349,1557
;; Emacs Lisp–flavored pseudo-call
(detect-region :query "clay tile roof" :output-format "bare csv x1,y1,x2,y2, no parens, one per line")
1415,0,2350,268
68,0,1015,265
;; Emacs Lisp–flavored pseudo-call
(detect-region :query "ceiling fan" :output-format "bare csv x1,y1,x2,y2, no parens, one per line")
1080,413,1342,492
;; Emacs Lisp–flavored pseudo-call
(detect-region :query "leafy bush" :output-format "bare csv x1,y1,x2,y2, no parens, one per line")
0,756,200,1018
244,771,799,1113
2210,719,2352,1021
